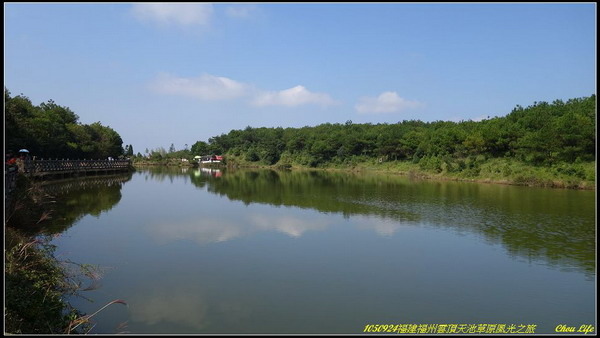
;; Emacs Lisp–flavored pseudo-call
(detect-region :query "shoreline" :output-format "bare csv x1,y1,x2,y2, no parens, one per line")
217,159,596,190
133,159,595,190
296,166,595,190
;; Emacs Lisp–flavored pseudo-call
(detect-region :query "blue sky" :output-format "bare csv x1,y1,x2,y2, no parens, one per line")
4,3,596,153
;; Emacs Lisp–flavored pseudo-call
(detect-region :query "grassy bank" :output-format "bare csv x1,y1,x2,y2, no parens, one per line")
223,154,595,190
5,176,80,333
4,175,124,334
353,158,594,189
5,227,81,334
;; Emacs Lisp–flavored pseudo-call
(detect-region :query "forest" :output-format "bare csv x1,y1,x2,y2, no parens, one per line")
5,88,125,159
5,87,595,186
190,95,595,169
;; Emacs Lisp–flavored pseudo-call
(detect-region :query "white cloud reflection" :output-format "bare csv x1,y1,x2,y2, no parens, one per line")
146,211,331,245
147,218,244,245
248,214,330,237
129,280,209,330
352,215,410,237
147,210,411,246
127,276,254,331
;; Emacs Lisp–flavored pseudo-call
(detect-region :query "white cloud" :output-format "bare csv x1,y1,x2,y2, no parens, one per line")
355,91,421,114
252,85,338,107
225,5,258,18
151,73,250,101
132,3,213,27
151,73,338,107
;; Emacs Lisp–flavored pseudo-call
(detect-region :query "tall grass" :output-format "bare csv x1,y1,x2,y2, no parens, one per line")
4,177,127,334
5,228,81,334
251,155,596,189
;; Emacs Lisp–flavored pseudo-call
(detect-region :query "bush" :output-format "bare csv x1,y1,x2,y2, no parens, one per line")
5,229,82,334
245,149,260,162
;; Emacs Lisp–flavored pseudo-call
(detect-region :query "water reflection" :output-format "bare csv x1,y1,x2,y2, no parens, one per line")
353,215,412,237
129,277,209,331
42,167,594,334
147,212,332,245
199,167,222,178
148,218,244,245
12,173,132,235
36,167,594,277
249,213,330,237
127,275,256,334
177,167,594,275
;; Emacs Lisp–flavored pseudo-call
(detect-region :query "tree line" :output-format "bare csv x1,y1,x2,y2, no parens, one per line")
5,88,125,159
190,95,595,170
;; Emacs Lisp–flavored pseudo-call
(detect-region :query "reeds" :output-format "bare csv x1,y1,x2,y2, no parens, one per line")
65,299,128,334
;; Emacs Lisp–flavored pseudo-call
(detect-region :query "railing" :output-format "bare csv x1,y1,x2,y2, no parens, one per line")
28,159,131,174
5,159,131,221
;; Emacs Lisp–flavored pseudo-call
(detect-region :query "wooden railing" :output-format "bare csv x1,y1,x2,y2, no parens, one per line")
5,159,131,220
28,159,131,174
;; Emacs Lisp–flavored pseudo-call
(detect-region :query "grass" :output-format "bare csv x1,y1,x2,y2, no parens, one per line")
5,228,81,334
353,157,595,189
221,154,595,190
4,175,127,334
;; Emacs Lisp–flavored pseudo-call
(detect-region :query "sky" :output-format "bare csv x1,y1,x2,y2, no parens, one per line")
4,3,596,153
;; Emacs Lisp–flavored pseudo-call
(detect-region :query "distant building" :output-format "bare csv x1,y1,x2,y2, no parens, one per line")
199,155,223,164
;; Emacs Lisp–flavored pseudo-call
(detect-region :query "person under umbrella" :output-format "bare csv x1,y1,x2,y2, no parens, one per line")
16,149,30,173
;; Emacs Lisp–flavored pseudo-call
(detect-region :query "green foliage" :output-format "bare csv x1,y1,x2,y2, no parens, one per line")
5,175,132,333
5,229,81,334
124,144,134,156
188,95,595,173
190,141,208,156
4,179,96,334
246,148,260,162
133,145,195,166
5,88,124,159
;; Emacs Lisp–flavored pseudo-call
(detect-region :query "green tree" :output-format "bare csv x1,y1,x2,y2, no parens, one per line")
184,95,595,170
5,89,125,160
191,141,208,156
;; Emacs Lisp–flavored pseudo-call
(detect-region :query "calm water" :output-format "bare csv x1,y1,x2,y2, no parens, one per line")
42,167,595,334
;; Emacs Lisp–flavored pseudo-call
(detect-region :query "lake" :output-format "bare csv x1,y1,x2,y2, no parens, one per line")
42,166,595,334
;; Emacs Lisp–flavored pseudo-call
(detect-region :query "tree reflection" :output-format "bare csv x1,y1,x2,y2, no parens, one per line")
184,168,595,276
8,173,133,235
